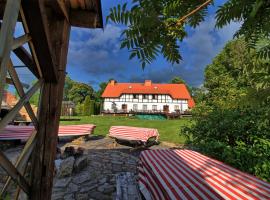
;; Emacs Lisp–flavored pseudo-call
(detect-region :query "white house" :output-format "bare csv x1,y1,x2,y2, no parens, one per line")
101,80,195,113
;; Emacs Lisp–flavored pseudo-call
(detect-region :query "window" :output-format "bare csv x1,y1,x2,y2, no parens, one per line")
143,94,148,99
152,94,158,100
152,105,157,111
133,94,139,99
174,105,180,111
133,104,138,111
143,104,147,111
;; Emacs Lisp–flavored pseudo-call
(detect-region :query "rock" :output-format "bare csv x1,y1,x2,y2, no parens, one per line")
67,182,79,193
103,185,115,194
80,182,98,192
73,156,88,173
74,147,85,158
88,191,111,200
98,177,107,184
75,193,88,200
58,157,75,178
72,172,90,185
64,193,74,200
112,164,122,172
62,146,76,159
54,177,72,188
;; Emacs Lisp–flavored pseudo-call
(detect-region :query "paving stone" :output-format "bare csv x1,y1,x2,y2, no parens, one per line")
55,177,72,188
75,192,88,200
72,172,90,185
67,182,79,193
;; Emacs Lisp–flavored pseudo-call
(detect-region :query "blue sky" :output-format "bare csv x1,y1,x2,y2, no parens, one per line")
12,0,241,91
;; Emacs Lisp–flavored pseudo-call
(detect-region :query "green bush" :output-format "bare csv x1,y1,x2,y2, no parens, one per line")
183,107,270,182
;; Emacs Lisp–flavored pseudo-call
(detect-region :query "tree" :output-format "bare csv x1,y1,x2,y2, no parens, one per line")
170,76,186,84
63,76,75,101
68,82,94,104
95,82,108,102
83,96,91,116
107,0,270,67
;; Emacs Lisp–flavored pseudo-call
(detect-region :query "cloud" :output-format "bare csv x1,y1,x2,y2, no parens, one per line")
129,16,241,87
67,24,123,77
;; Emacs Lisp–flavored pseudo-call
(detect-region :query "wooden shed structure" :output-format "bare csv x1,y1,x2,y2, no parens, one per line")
0,0,103,199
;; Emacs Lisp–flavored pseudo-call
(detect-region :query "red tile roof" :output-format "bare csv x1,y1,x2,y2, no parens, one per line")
102,80,193,100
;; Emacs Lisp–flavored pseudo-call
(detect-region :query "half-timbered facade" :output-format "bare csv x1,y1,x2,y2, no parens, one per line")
102,80,195,113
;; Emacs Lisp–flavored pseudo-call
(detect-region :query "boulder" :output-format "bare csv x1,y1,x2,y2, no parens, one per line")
58,157,75,178
73,156,88,173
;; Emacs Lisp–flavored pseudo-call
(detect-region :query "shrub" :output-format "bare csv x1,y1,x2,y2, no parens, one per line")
182,107,270,182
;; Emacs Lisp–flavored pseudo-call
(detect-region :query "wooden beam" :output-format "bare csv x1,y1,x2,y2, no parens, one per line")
70,10,98,28
0,0,21,111
13,46,40,78
6,77,29,88
47,0,70,22
1,131,37,196
21,1,58,82
30,15,71,200
19,7,43,78
12,34,32,50
0,151,30,195
7,60,39,129
0,79,42,132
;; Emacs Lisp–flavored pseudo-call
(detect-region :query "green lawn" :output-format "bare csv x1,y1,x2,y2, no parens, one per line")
60,116,192,144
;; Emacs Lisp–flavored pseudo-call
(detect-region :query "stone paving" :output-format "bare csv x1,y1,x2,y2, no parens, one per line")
0,135,183,200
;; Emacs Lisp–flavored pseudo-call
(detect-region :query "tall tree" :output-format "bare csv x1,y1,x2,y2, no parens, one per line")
68,83,94,104
95,82,108,102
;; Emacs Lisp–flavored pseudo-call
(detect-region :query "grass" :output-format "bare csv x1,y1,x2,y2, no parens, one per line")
60,116,192,144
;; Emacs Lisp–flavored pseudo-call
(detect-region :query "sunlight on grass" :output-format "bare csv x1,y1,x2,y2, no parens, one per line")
60,116,192,144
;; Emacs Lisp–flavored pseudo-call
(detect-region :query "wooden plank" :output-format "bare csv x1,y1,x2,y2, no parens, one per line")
21,1,57,82
29,15,71,200
1,131,37,196
0,0,21,111
0,79,42,132
0,151,30,195
7,60,39,129
12,34,32,50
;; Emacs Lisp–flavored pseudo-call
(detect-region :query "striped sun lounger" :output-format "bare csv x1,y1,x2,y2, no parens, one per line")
109,126,159,144
0,124,96,140
138,149,270,200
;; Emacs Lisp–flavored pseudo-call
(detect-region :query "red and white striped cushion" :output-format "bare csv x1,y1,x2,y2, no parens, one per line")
139,149,270,200
109,126,159,143
0,124,96,140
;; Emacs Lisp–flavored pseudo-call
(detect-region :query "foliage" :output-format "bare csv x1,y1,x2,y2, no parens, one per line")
107,0,270,67
68,82,94,104
95,82,107,102
83,96,91,116
183,39,270,182
107,0,211,68
75,103,83,116
183,107,270,182
170,76,186,84
215,0,270,59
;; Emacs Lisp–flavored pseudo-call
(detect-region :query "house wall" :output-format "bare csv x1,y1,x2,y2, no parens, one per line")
103,94,189,113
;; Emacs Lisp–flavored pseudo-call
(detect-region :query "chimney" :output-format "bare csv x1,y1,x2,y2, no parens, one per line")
144,80,152,86
110,79,116,86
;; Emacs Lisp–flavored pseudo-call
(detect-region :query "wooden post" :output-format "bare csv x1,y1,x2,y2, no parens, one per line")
29,16,71,200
